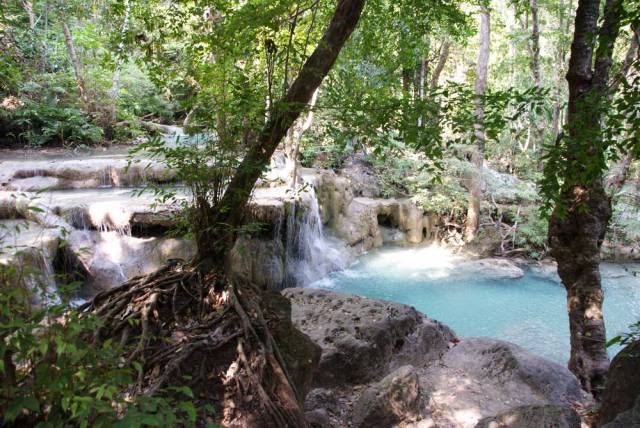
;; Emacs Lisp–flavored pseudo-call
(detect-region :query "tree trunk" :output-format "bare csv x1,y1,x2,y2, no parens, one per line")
548,0,623,398
429,39,451,90
21,0,36,29
528,0,544,151
198,0,366,269
464,5,490,243
62,18,92,112
108,0,132,124
552,0,572,138
284,89,319,188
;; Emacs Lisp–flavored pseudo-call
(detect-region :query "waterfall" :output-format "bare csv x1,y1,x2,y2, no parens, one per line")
281,187,352,287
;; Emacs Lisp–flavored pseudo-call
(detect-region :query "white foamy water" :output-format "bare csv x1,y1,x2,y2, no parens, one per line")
281,187,354,287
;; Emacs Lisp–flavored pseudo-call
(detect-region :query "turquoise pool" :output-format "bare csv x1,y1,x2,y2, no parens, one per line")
311,245,640,363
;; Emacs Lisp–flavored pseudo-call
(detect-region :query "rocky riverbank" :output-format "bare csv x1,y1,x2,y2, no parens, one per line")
283,287,591,428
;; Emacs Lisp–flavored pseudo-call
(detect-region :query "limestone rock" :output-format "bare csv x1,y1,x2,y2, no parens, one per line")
230,237,284,290
262,290,321,401
305,388,339,414
283,288,456,387
353,365,424,428
424,337,589,427
312,169,428,253
68,230,195,296
529,259,560,282
601,396,640,428
1,158,175,191
482,166,538,204
599,340,640,426
338,154,382,198
462,258,524,279
476,225,503,256
474,405,581,428
305,409,331,428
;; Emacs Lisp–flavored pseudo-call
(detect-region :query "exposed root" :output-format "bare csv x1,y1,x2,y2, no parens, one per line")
80,261,310,427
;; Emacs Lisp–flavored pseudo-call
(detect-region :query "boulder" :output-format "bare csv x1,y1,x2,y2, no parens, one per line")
305,409,331,428
529,259,560,282
338,154,382,198
332,199,381,252
353,365,424,428
598,340,640,426
601,396,640,428
230,236,284,290
462,258,524,279
474,405,581,428
423,337,590,427
476,225,503,256
283,288,456,387
305,388,339,414
482,166,538,204
262,290,321,402
442,338,588,405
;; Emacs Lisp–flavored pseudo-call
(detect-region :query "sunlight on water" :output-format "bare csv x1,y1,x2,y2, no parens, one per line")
367,244,461,279
311,245,640,363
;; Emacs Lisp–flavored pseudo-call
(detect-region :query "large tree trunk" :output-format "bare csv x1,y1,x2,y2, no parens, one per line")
83,2,365,427
464,5,490,243
198,0,366,269
548,0,623,398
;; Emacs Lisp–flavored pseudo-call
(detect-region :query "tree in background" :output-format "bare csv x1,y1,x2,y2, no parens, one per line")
464,3,491,242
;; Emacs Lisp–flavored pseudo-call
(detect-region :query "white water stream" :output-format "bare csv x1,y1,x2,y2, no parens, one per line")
281,187,353,287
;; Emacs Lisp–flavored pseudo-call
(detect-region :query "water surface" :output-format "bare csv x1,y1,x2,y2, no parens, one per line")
312,245,640,363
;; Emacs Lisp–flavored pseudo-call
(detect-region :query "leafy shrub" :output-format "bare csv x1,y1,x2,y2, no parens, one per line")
0,224,198,427
1,73,104,147
6,99,103,147
300,126,350,169
118,65,176,124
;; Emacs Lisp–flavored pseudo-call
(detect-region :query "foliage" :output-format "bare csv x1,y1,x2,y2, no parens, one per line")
540,4,640,213
512,206,548,257
3,97,103,147
0,222,199,427
128,133,244,246
117,64,176,124
0,0,179,147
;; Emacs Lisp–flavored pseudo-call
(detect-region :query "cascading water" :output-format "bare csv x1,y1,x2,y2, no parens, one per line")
281,186,353,287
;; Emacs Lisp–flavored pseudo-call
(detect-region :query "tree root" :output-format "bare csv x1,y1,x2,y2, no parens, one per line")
80,261,310,427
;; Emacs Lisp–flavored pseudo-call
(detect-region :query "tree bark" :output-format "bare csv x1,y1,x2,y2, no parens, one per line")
464,5,490,243
528,0,544,151
108,0,132,124
198,0,366,267
548,0,623,398
284,89,319,188
429,39,451,90
552,0,572,137
21,0,36,29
